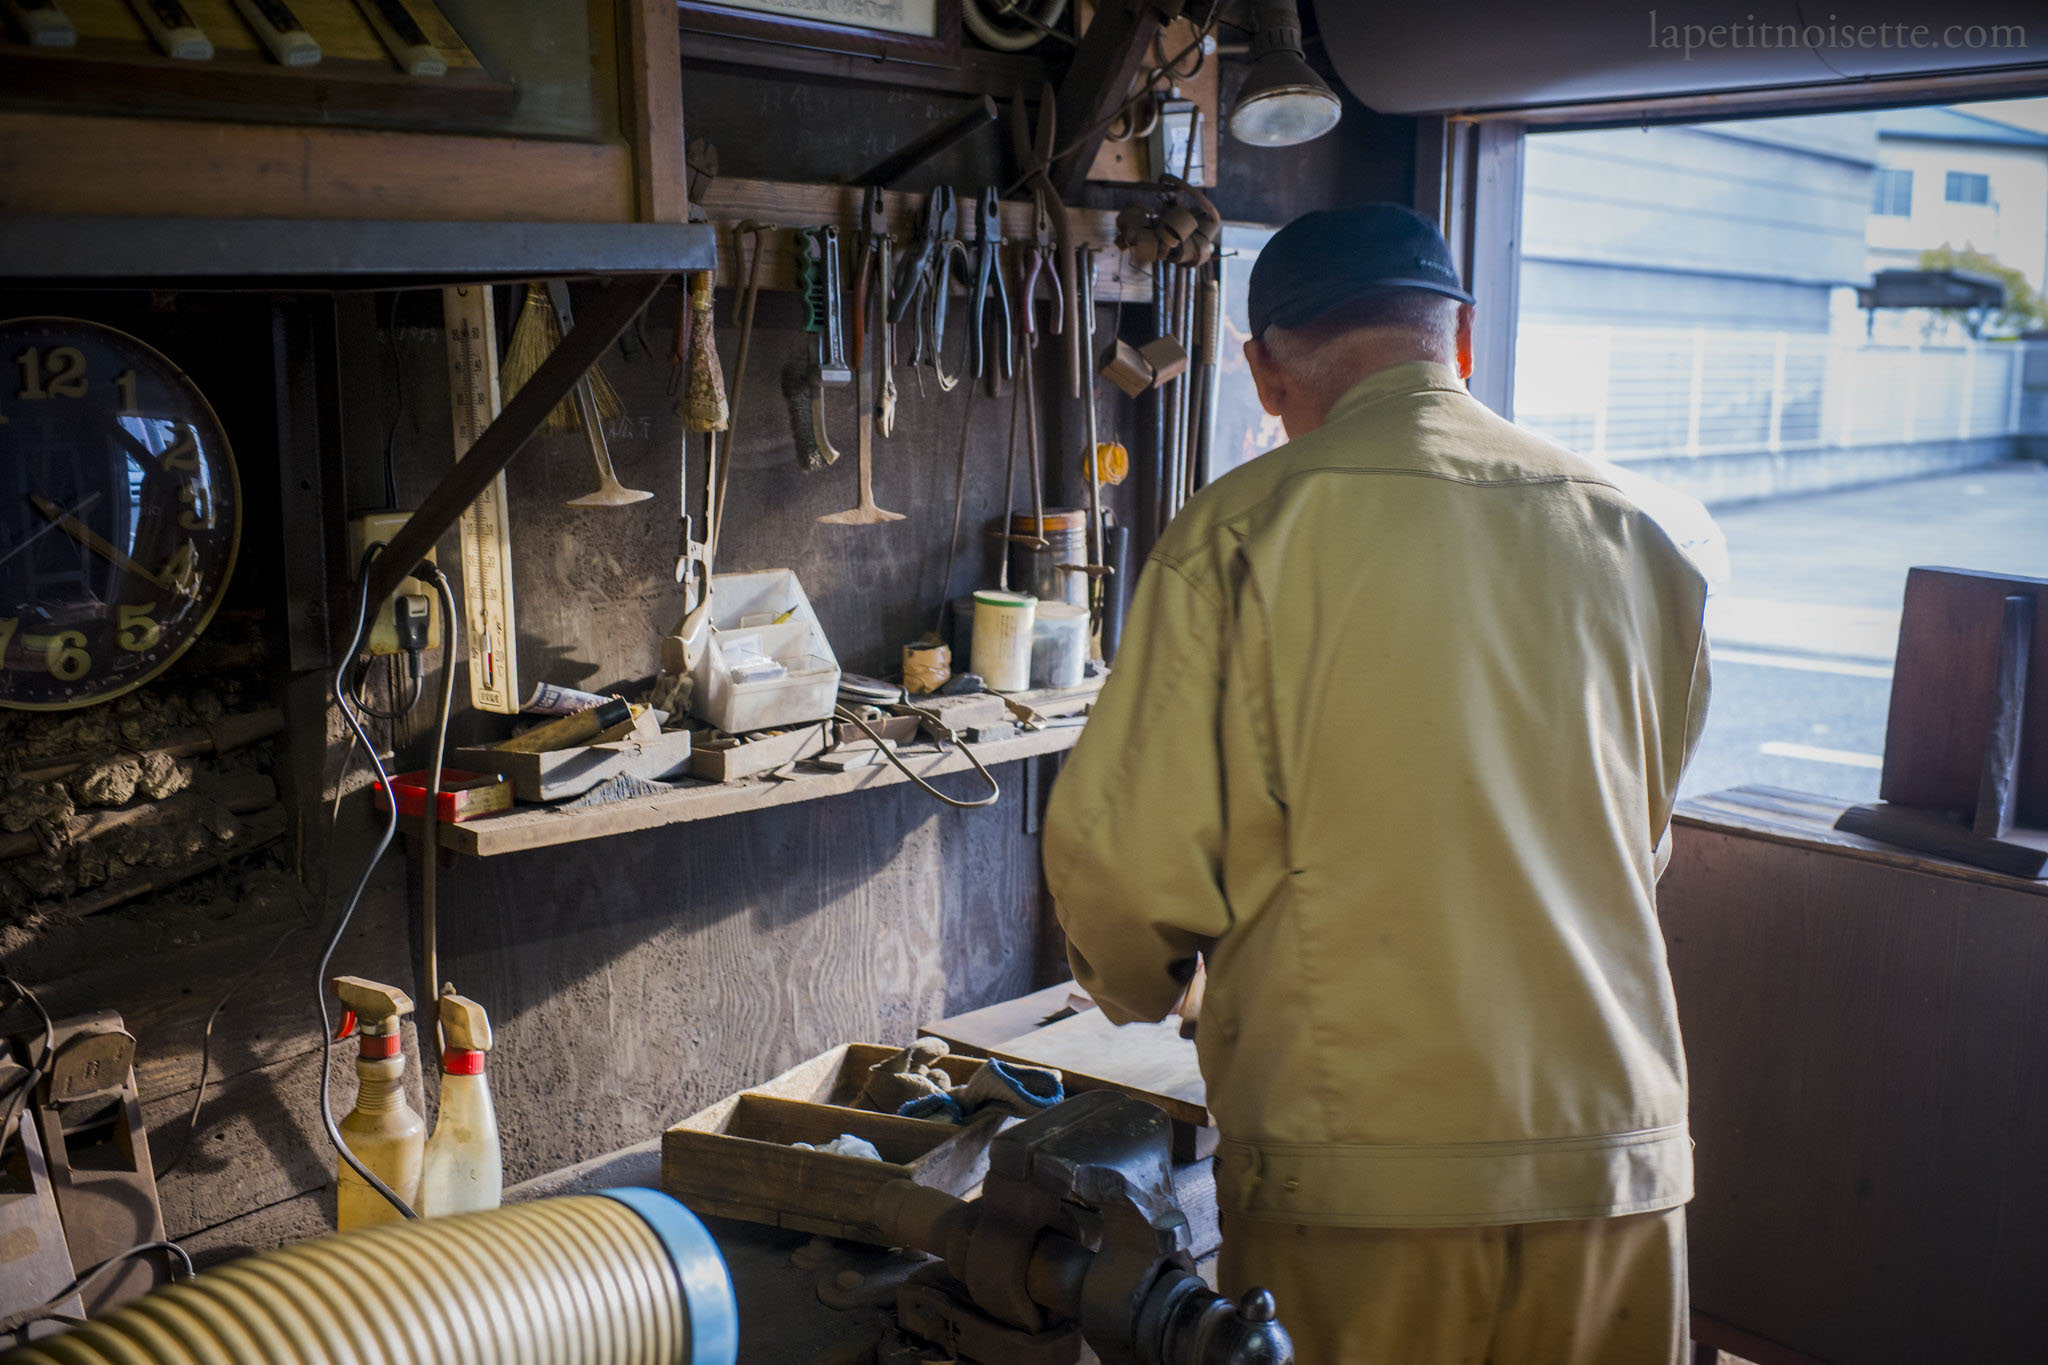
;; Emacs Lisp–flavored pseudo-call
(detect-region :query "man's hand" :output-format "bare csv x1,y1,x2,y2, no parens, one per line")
1176,958,1207,1041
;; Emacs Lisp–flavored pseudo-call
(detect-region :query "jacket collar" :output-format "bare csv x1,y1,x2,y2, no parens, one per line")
1325,361,1469,425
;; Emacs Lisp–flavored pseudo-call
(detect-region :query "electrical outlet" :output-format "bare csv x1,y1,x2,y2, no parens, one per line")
348,512,440,656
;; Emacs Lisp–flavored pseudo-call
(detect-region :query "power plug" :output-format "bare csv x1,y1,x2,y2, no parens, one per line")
349,512,439,656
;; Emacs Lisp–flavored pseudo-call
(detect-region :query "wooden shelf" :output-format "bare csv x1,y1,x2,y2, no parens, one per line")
0,216,718,288
1676,785,2048,898
437,724,1082,858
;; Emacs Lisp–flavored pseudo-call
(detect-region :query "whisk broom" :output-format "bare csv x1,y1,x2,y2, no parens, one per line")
501,281,625,433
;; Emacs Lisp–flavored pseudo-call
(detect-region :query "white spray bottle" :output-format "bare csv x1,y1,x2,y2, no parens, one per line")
417,986,501,1216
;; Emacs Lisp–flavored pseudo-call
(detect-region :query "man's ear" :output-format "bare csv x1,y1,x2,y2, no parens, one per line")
1456,304,1475,381
1245,337,1287,417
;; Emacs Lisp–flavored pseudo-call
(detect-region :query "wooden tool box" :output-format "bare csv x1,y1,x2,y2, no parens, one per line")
661,1042,1000,1244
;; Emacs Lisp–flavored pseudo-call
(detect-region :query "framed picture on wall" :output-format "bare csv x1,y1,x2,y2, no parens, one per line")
677,0,961,66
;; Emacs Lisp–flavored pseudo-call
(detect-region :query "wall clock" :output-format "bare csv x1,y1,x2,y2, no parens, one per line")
0,317,241,711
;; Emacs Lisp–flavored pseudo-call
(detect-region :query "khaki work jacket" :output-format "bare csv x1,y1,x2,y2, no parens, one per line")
1044,361,1711,1228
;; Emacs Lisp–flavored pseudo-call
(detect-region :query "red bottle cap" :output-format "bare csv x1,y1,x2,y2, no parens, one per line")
357,1031,402,1060
442,1048,486,1075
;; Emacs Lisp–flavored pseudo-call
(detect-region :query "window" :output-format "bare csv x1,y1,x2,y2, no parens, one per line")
1946,171,1991,204
1872,168,1914,216
1509,104,2048,807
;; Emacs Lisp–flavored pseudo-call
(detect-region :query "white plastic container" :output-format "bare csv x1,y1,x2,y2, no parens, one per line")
418,991,500,1217
689,569,841,734
1030,601,1089,689
972,590,1037,693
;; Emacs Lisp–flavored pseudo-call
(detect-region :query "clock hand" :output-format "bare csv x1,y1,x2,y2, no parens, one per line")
0,491,103,572
29,493,170,590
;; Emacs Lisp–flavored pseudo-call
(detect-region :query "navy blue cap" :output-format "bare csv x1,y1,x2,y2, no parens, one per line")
1248,204,1473,338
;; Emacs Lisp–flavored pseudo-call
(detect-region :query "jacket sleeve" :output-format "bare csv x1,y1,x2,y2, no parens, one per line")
1655,629,1714,882
1042,556,1233,1025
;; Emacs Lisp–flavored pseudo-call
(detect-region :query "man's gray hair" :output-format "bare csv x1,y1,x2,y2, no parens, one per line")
1260,287,1461,394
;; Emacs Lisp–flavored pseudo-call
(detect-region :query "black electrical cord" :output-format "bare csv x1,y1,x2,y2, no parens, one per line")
318,550,420,1222
833,704,1001,809
0,1240,195,1334
1,973,55,1158
347,655,424,722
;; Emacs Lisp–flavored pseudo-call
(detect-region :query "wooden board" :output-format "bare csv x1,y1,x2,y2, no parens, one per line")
454,716,694,803
1660,797,2048,1363
990,1007,1206,1128
438,724,1082,857
662,1093,1001,1244
1878,566,2048,825
1079,9,1219,188
924,981,1094,1054
0,111,634,222
1678,784,2048,898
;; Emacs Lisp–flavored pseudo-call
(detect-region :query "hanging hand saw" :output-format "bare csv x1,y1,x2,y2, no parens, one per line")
442,284,520,715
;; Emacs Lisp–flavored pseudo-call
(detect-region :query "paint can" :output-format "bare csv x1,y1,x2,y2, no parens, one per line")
971,590,1037,693
1009,509,1089,609
949,594,978,671
1030,602,1089,690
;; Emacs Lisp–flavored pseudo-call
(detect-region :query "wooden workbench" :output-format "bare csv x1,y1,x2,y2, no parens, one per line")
1663,786,2048,1365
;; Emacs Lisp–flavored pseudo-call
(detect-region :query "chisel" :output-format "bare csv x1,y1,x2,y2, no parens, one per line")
353,0,445,76
233,0,321,66
4,0,77,46
127,0,212,60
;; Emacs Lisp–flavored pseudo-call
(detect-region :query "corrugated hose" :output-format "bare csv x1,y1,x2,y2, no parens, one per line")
1,1190,738,1365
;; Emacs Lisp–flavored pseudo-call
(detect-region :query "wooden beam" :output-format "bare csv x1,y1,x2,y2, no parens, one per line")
362,274,665,611
0,112,635,223
1464,121,1525,420
1051,0,1174,201
626,0,689,223
678,29,1046,99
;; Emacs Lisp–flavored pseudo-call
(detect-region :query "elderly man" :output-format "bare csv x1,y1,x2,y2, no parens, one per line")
1043,205,1711,1364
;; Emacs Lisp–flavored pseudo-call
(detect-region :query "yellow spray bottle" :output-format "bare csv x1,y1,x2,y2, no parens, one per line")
418,986,501,1216
330,975,425,1230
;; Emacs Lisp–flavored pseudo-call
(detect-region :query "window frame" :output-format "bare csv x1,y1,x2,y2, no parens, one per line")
1945,170,1992,205
1873,167,1915,217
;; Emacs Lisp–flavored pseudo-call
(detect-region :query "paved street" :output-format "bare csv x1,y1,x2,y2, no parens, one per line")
1683,461,2048,803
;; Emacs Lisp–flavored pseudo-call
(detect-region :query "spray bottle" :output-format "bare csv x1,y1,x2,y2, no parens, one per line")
417,986,501,1216
331,975,425,1230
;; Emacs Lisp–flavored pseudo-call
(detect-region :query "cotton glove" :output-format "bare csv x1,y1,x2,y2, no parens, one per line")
955,1058,1064,1119
857,1037,954,1114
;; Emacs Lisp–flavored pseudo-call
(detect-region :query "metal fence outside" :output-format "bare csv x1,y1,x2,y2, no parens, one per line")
1514,324,2040,462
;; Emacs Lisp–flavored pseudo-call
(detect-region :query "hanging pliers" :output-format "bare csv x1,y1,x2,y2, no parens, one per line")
1015,189,1066,350
891,187,969,391
1013,83,1082,397
851,185,897,437
969,187,1013,393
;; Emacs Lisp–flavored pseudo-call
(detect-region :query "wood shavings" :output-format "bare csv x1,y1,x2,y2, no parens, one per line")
72,757,144,808
0,779,74,845
138,752,193,801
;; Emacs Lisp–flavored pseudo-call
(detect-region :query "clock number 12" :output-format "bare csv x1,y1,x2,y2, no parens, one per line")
15,347,88,400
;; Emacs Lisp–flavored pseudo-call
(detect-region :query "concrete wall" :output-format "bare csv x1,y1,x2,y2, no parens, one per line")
1626,435,2021,507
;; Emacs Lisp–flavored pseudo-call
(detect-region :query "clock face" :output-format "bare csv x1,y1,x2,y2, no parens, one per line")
0,317,241,711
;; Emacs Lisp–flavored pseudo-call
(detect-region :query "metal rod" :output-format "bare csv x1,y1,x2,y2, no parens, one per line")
1151,261,1169,540
852,95,1000,188
365,274,665,610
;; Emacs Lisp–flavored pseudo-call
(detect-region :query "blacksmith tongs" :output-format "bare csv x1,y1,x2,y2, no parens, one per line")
969,187,1013,393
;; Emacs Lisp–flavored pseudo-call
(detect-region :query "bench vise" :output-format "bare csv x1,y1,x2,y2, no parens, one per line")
873,1088,1293,1365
